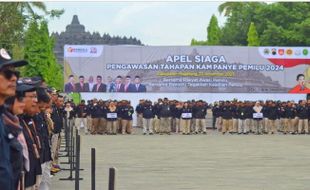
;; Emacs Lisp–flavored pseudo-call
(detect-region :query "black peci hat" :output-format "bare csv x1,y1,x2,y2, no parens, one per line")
0,48,28,70
16,79,36,93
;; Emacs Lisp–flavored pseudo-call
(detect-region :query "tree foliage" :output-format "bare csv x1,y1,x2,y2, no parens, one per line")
0,2,64,51
191,2,310,46
23,20,63,90
207,15,221,45
247,22,260,46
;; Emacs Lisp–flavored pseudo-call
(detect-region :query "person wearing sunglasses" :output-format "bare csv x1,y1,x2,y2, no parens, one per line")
3,81,36,190
0,48,28,190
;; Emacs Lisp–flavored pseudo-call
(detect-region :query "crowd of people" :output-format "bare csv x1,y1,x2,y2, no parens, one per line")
0,49,64,190
71,97,310,136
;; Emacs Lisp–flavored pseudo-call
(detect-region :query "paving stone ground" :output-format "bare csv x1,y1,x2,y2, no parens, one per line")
52,128,310,190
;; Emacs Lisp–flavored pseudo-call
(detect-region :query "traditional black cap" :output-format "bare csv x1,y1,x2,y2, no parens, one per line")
20,77,41,87
16,79,36,93
0,48,28,70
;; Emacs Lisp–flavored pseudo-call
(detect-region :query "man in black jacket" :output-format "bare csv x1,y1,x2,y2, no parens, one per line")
266,101,280,134
75,100,89,134
158,98,172,135
221,101,233,134
284,101,296,134
50,95,64,172
0,48,28,190
119,100,134,134
35,87,53,189
142,100,155,135
19,82,43,189
296,100,309,134
237,102,248,134
135,100,144,128
193,100,207,134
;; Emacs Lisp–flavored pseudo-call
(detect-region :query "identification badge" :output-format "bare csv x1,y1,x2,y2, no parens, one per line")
253,113,263,118
107,113,117,118
182,113,192,119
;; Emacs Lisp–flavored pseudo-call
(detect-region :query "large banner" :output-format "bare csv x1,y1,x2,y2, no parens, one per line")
64,45,310,93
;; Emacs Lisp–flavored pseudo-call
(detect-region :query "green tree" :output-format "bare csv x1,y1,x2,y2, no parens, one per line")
207,15,221,45
0,2,64,52
23,20,63,90
219,2,265,45
0,3,25,50
247,22,260,46
218,2,310,46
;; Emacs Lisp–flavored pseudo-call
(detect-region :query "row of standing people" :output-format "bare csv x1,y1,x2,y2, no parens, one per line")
212,100,310,134
0,50,65,190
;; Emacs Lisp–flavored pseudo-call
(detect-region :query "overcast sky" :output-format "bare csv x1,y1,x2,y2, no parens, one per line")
46,2,226,45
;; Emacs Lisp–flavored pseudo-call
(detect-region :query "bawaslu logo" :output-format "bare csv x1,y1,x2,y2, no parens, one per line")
67,47,88,53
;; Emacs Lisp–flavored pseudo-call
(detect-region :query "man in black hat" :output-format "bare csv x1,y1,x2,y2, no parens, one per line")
18,78,44,190
0,48,28,190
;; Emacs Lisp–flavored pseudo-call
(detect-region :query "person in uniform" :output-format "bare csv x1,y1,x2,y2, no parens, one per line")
35,86,53,190
180,102,192,135
283,101,296,134
158,98,172,135
215,101,224,132
153,99,162,133
221,101,233,134
106,102,118,135
266,101,279,134
193,100,207,134
135,100,144,128
0,48,28,190
253,101,264,135
50,94,64,173
296,100,309,134
231,101,239,134
19,80,42,190
90,99,106,135
237,102,247,134
75,100,88,134
142,100,155,135
245,101,254,133
119,100,134,134
3,80,34,190
172,101,182,134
